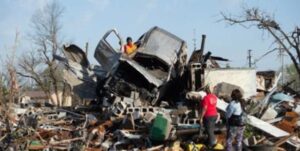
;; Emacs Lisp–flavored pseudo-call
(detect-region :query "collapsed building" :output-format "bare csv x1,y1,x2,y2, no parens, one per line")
1,26,300,150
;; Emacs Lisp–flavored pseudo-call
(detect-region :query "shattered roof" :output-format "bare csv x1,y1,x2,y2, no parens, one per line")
257,70,276,77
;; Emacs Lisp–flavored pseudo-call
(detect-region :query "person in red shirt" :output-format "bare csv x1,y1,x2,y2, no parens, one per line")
199,86,218,149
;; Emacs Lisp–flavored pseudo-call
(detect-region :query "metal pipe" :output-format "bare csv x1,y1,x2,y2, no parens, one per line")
200,35,206,52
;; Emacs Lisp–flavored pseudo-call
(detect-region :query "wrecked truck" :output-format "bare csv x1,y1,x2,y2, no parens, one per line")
56,26,188,105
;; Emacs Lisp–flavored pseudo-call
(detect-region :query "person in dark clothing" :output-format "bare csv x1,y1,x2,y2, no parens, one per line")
226,89,246,151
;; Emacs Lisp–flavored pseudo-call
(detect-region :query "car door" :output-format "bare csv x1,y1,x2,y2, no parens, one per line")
94,29,123,72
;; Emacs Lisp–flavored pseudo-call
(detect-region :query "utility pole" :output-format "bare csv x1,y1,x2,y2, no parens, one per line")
279,44,285,85
192,29,196,51
85,42,89,56
247,49,252,68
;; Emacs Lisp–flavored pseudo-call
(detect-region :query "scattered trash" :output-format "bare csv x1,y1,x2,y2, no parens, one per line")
1,26,300,150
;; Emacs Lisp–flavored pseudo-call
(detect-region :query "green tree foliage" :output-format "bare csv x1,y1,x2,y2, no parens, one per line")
285,64,300,91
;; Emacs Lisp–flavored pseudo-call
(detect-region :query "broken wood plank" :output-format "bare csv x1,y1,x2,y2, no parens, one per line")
274,133,296,147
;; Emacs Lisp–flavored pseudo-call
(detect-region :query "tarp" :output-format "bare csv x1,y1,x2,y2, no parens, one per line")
271,93,294,102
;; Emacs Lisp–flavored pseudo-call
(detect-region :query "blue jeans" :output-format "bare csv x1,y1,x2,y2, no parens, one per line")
226,126,245,151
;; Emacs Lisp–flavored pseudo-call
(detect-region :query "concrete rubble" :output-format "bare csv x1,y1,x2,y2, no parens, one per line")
1,26,300,150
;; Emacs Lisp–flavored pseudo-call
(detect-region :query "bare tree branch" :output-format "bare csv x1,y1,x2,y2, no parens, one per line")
221,7,300,81
18,1,67,106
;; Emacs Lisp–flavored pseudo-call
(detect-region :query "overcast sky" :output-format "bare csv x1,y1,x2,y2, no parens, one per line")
0,0,299,71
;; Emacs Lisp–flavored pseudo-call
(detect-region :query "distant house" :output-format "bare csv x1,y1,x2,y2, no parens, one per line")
256,70,277,100
20,90,49,104
19,90,72,106
256,70,276,91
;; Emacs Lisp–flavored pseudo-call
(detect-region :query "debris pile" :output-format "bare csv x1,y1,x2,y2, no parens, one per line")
1,26,300,150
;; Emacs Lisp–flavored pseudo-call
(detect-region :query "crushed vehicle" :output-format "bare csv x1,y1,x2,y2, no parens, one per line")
57,27,230,106
58,27,189,106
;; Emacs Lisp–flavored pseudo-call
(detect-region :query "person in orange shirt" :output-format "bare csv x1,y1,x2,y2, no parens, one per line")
123,37,137,55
